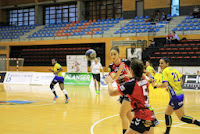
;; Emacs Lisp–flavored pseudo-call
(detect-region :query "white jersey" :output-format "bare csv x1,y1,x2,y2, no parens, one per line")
91,62,103,74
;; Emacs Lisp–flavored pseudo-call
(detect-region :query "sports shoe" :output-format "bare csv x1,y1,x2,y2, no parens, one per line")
154,118,160,126
95,90,99,95
53,96,58,101
65,97,70,104
97,90,100,94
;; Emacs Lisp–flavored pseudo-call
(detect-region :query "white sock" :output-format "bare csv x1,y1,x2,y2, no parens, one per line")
63,89,68,95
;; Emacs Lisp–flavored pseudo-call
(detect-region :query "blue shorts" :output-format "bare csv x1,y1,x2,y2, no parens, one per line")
52,76,64,84
169,94,184,110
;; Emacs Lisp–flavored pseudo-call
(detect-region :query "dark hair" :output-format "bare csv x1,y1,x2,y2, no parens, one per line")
110,46,119,53
130,58,144,80
161,57,170,64
173,31,175,34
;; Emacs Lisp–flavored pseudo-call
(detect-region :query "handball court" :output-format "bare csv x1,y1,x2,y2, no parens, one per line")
0,84,200,134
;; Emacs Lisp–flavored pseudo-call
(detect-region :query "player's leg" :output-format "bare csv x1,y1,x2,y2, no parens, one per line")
125,128,140,134
164,105,174,134
120,99,132,134
50,77,58,101
145,127,154,134
174,106,200,126
58,77,70,103
126,110,133,124
97,74,101,94
93,74,98,93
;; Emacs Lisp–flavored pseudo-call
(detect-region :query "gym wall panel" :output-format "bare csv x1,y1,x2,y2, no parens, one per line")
122,0,135,11
144,0,170,9
180,0,200,6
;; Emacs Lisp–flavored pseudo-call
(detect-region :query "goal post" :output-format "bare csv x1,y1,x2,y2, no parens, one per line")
0,58,24,71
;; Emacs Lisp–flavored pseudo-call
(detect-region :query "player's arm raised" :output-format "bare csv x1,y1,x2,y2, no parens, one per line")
105,75,120,96
110,63,125,80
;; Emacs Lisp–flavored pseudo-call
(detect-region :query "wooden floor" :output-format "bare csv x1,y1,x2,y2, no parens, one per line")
0,84,200,134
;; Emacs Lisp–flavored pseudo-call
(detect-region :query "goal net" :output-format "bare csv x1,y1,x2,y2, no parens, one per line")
0,58,24,71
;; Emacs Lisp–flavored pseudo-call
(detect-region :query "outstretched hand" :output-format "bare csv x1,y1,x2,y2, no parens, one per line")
105,76,115,84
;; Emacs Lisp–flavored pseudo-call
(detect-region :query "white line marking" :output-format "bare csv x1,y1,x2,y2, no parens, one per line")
90,106,200,134
90,114,119,134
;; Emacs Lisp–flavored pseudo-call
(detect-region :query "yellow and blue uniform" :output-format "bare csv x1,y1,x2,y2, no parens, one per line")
52,63,64,83
162,67,184,110
146,65,155,79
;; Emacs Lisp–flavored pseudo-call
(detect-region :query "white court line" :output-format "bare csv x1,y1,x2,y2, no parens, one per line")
90,106,200,134
90,114,119,134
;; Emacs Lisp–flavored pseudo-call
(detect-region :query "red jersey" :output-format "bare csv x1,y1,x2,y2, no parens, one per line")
118,78,154,121
108,59,130,87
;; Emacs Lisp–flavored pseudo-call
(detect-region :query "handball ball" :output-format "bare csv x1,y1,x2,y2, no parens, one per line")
85,49,96,61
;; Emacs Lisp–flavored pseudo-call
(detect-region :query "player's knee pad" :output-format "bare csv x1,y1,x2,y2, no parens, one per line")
181,115,193,124
165,114,172,126
50,84,54,89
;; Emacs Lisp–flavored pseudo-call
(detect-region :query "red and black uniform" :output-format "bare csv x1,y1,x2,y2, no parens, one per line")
118,78,155,133
108,59,131,103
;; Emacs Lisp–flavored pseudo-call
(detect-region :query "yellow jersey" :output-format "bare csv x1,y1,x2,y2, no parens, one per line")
53,63,63,77
146,65,155,77
162,67,183,98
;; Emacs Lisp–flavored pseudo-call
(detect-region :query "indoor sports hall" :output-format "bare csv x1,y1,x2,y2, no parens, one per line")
0,0,200,134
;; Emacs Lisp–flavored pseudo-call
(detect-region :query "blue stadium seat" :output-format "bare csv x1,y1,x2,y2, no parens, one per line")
167,14,171,17
100,22,105,25
145,16,149,19
178,27,183,31
186,20,192,23
104,28,109,31
84,20,88,23
191,27,196,30
106,18,110,21
114,30,120,34
143,29,148,32
105,21,110,24
120,27,125,30
135,20,139,23
172,28,178,31
81,32,85,35
181,20,186,23
131,30,136,33
130,26,135,29
159,25,164,28
130,23,135,26
141,26,146,29
140,16,144,19
125,24,129,26
72,33,76,36
154,25,158,28
76,32,81,36
102,19,105,21
197,27,200,30
155,28,159,32
114,20,119,23
164,21,169,24
111,18,114,21
147,25,153,29
80,20,84,23
136,23,140,26
97,19,101,22
135,16,138,19
121,30,125,33
115,18,119,20
141,23,146,25
173,14,177,17
125,30,130,33
100,28,104,31
94,31,99,35
99,31,104,34
137,29,142,33
195,23,200,26
140,19,145,22
110,21,115,24
177,24,182,27
136,26,141,29
185,16,190,19
184,27,190,31
189,23,194,27
183,24,188,27
125,27,130,30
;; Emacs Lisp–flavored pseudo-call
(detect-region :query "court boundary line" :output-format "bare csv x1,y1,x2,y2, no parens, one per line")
90,106,200,134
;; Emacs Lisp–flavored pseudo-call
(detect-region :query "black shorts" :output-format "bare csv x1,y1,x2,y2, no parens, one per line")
92,74,100,82
130,118,154,133
119,95,130,104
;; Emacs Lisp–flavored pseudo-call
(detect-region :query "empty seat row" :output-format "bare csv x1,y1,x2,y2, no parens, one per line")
173,27,200,31
177,23,200,27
